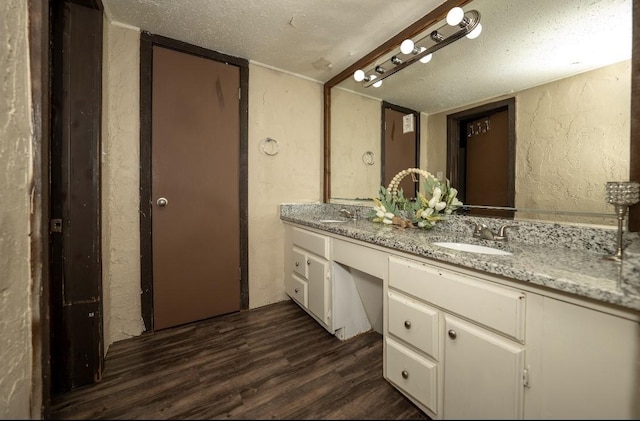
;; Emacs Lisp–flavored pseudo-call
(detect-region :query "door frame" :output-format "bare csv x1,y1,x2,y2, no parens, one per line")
446,97,516,210
28,0,51,415
139,33,249,332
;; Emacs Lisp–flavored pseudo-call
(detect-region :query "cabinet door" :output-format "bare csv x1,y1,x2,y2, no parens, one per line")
444,315,525,419
531,297,640,419
307,254,330,325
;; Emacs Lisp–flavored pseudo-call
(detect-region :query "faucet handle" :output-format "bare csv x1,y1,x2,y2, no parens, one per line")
497,224,519,238
467,220,480,232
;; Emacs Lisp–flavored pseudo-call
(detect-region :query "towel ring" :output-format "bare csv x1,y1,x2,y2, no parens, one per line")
362,151,375,165
260,137,279,156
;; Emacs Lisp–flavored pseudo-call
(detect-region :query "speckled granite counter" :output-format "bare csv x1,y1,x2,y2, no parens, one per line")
280,203,640,313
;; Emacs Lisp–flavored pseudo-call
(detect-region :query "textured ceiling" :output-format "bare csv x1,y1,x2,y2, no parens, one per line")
102,0,631,114
102,0,443,83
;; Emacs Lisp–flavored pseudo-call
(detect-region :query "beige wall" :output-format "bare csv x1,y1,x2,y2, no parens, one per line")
102,23,145,347
0,0,34,418
515,60,630,222
330,88,381,199
248,64,323,307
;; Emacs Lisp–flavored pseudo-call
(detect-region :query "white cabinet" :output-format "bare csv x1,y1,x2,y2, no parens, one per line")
284,224,380,339
443,314,525,419
524,296,640,419
285,226,332,328
386,255,527,419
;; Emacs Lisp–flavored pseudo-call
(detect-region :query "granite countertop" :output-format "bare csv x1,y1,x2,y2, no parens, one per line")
280,203,640,313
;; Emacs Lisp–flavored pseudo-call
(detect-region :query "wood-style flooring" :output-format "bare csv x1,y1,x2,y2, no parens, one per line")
48,299,430,420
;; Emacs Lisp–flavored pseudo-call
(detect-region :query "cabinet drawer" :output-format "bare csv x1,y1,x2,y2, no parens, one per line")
389,256,526,342
386,337,438,415
292,227,330,259
288,274,308,307
292,247,307,278
388,291,440,361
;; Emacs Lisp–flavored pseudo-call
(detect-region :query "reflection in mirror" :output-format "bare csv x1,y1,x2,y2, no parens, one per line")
329,0,631,226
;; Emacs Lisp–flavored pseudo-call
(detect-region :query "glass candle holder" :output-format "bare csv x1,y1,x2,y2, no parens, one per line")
604,181,640,261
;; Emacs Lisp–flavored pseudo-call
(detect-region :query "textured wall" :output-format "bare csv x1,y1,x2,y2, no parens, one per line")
0,0,33,418
248,64,323,308
101,23,144,347
515,60,630,223
330,88,381,199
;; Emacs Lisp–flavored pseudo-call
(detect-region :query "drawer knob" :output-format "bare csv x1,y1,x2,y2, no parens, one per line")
404,320,411,329
448,329,457,340
401,370,409,379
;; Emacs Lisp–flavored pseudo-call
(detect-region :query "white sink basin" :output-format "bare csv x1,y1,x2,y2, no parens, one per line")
318,219,348,223
432,242,512,256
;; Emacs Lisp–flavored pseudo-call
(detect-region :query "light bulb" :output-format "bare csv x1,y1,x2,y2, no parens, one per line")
446,7,464,26
373,79,383,88
466,23,482,39
400,39,415,55
419,52,433,64
353,69,365,82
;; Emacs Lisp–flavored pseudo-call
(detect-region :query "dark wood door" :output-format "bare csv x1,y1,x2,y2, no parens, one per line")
465,109,512,217
447,98,516,218
151,46,241,330
383,104,419,198
49,0,103,394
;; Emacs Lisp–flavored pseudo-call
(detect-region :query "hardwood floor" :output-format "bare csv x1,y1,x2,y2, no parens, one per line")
48,300,430,420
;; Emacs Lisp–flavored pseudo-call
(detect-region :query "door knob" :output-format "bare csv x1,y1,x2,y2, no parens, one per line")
157,197,168,207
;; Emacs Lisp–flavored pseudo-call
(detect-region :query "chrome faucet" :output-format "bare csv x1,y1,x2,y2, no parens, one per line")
340,208,358,220
469,222,518,241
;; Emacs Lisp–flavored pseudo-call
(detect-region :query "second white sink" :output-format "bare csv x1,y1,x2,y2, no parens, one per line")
432,242,512,256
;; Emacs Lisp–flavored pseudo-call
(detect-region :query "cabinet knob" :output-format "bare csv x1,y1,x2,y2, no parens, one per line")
294,288,299,293
307,259,311,265
401,370,409,379
404,320,411,329
295,261,300,267
448,329,457,340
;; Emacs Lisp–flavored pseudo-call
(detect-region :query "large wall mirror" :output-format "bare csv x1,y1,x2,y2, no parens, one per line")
324,0,639,228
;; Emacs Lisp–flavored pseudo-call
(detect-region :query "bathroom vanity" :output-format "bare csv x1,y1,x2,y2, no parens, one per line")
281,203,640,420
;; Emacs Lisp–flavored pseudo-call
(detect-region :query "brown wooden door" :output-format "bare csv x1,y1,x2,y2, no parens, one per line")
447,98,516,219
383,104,419,198
151,46,240,330
465,110,512,217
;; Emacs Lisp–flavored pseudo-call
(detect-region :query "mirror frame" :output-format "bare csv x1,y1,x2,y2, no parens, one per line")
323,0,640,232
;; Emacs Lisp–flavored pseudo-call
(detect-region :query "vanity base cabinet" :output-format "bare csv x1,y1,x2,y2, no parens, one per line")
385,255,527,420
284,225,332,332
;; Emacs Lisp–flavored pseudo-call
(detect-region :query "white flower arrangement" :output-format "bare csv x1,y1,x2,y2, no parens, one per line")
368,168,463,229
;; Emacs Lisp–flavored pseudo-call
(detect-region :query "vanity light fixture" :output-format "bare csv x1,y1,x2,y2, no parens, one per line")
353,69,383,87
353,7,481,88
